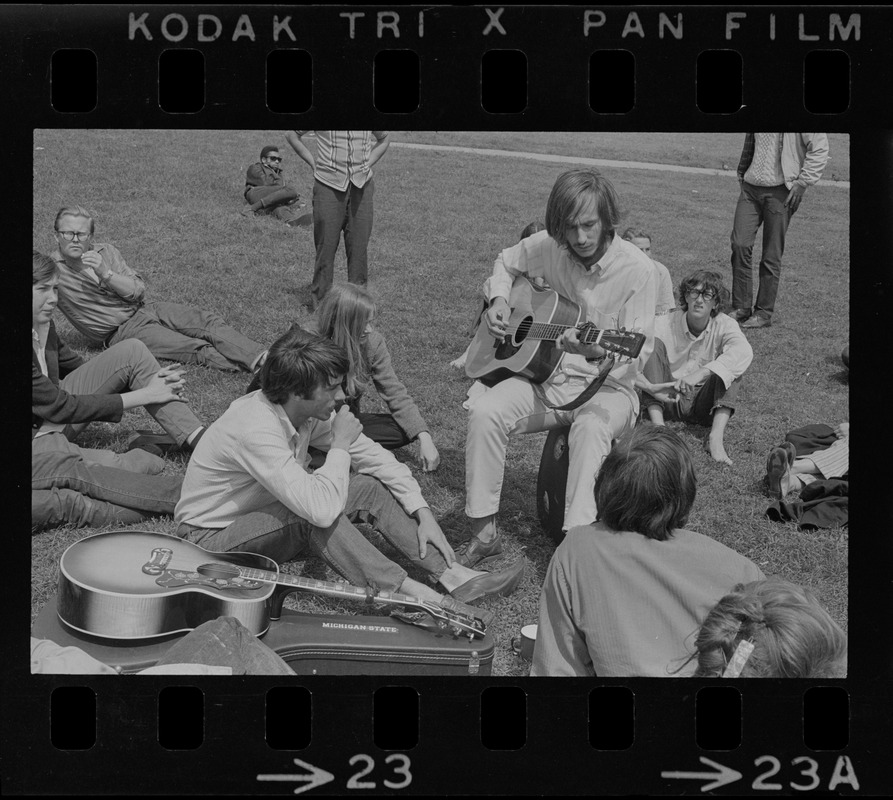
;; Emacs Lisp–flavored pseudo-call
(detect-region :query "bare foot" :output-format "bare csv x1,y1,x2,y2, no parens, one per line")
450,352,468,369
707,435,733,465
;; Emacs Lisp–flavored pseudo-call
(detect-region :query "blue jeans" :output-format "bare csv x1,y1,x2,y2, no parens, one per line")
156,617,294,675
177,474,447,592
61,338,203,446
109,301,265,372
32,433,183,531
311,179,374,306
730,181,794,319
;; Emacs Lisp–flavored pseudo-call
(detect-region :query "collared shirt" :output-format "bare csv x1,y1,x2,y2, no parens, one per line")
655,310,753,389
31,325,65,436
487,230,656,405
294,131,388,191
51,242,146,344
651,259,676,315
530,522,765,677
175,390,427,530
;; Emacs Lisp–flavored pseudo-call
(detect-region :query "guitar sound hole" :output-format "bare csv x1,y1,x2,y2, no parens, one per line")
514,316,532,344
197,563,241,580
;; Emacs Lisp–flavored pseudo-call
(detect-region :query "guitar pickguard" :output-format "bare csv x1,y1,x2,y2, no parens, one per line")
156,569,265,592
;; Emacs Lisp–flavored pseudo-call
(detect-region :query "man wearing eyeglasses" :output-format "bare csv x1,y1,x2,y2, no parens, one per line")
241,145,303,222
636,270,753,466
49,205,268,373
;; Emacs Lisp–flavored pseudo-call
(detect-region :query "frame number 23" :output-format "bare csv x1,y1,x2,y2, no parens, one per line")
347,754,412,790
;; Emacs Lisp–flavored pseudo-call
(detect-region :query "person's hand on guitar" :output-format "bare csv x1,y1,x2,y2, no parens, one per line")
486,297,510,341
558,327,606,360
414,508,455,567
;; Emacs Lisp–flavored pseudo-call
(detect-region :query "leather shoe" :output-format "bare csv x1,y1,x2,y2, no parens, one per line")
742,314,772,329
455,533,503,569
766,442,796,498
449,560,525,605
728,308,751,322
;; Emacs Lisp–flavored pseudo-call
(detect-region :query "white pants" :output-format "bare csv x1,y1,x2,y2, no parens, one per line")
465,376,637,529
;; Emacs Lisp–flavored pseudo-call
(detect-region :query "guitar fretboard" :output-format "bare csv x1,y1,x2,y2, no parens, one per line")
511,321,604,344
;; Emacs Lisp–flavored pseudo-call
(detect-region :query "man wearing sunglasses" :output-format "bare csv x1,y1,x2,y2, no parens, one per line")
49,205,268,374
241,145,303,222
636,270,753,466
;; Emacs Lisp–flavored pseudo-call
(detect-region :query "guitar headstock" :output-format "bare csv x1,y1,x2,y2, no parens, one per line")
419,601,487,639
579,324,646,360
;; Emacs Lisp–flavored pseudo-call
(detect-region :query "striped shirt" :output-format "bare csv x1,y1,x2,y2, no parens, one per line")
294,131,389,191
50,243,145,344
175,390,427,530
808,436,849,479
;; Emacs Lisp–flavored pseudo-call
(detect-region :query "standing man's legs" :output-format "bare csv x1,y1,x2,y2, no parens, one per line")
60,339,204,445
344,180,374,287
753,185,793,321
729,181,765,315
310,180,350,307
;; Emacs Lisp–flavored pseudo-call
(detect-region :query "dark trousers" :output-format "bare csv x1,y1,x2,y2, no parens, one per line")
641,338,741,424
730,181,795,319
311,179,374,307
246,185,299,211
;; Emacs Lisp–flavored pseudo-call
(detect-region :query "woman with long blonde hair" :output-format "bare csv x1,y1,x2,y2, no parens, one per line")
314,284,440,471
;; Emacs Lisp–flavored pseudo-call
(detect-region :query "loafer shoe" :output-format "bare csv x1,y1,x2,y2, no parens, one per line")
742,314,772,329
449,560,525,605
728,308,751,322
765,442,796,499
455,532,503,569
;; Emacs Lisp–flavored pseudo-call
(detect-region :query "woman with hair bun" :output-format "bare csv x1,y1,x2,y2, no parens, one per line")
688,579,847,678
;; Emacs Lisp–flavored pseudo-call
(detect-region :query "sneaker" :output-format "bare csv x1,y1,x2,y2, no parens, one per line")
742,314,771,329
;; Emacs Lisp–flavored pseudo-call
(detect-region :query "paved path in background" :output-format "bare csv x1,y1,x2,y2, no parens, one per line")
392,142,850,189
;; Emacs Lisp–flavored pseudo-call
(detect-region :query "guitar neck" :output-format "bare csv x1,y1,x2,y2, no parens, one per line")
238,566,428,613
525,321,604,345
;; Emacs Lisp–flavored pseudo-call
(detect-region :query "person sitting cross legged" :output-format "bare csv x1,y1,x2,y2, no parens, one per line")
174,327,525,626
48,205,268,373
241,144,304,224
31,251,192,530
531,425,764,677
635,270,753,465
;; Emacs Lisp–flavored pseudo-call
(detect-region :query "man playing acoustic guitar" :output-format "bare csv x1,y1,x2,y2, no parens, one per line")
175,327,524,625
459,169,656,567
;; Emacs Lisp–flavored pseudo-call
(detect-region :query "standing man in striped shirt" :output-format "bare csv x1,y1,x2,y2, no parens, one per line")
286,131,390,309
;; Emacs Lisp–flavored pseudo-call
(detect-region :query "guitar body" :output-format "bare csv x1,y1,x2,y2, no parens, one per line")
465,276,582,385
58,531,278,640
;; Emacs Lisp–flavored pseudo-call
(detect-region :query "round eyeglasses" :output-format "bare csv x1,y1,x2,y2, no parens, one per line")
56,230,92,242
685,288,717,302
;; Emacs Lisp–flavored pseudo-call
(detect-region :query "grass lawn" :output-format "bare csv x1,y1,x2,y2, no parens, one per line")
32,130,848,676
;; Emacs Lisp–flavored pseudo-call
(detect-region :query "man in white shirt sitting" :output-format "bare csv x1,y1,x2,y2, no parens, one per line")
635,270,753,465
174,328,524,623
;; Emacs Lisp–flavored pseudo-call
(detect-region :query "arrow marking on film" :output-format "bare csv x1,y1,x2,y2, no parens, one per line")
257,758,336,795
661,756,743,792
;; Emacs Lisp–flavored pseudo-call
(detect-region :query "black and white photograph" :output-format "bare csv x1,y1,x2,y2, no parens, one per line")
6,4,891,797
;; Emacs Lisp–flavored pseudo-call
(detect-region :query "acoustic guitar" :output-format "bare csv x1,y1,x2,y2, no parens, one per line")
464,275,647,386
57,531,486,641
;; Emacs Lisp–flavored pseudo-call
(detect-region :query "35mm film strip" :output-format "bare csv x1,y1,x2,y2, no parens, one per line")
4,4,890,796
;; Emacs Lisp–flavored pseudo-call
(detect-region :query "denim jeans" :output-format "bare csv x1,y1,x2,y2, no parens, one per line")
109,301,265,372
61,338,204,446
641,337,741,424
310,179,374,306
730,181,794,319
156,617,294,675
177,474,446,592
32,433,183,531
